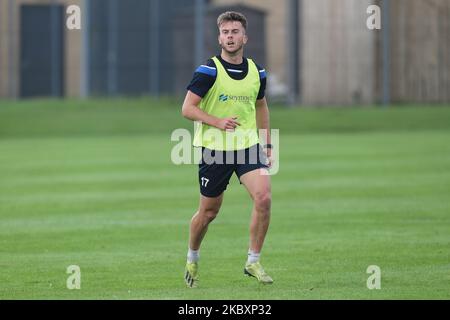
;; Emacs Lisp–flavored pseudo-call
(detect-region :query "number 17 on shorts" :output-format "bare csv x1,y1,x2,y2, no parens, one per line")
201,177,210,187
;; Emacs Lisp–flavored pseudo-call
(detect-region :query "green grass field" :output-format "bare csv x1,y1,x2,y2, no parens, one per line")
0,99,449,299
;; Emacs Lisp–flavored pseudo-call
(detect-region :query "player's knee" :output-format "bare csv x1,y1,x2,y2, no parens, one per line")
254,191,271,213
200,207,219,222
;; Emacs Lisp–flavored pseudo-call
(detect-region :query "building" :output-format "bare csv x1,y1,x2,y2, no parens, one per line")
0,0,83,98
214,0,450,105
1,0,449,104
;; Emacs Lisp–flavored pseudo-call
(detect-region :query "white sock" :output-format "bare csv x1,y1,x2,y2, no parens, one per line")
247,250,260,264
187,248,200,263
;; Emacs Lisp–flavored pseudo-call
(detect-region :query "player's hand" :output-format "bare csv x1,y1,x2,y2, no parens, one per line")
215,116,241,131
264,146,273,168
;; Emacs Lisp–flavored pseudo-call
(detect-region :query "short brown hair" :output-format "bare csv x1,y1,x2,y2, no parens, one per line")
217,11,247,31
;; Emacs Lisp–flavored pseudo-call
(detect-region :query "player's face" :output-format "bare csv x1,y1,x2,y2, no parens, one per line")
218,21,248,55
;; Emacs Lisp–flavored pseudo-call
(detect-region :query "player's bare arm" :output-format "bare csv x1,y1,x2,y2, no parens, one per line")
182,90,241,130
256,97,272,163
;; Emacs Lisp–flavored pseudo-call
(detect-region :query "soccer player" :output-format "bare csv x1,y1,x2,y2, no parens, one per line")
181,11,273,287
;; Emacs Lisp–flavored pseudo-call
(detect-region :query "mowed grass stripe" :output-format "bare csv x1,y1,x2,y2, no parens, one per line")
1,121,450,298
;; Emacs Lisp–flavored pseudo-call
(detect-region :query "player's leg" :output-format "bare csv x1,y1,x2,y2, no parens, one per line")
191,154,233,250
236,144,273,284
185,148,233,288
185,194,223,288
239,168,271,257
239,168,273,284
189,194,224,251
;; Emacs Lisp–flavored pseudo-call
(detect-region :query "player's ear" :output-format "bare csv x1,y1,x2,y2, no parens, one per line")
243,34,248,45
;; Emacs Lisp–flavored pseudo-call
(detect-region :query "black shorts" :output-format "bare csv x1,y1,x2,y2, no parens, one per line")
198,144,269,198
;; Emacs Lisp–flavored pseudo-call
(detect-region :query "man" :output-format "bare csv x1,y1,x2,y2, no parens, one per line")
181,11,273,288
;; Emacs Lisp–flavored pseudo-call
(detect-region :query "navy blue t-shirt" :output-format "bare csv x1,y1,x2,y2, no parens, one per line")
186,55,267,100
